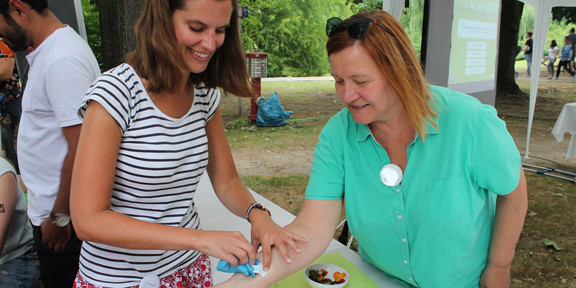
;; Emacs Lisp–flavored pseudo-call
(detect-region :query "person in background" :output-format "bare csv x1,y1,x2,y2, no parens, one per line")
0,0,101,287
217,9,527,288
566,27,576,72
0,156,40,288
553,36,575,81
547,39,558,79
70,0,304,287
524,31,533,76
0,38,19,172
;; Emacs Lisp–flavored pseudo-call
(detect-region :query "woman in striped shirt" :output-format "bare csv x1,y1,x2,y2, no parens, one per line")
70,1,305,287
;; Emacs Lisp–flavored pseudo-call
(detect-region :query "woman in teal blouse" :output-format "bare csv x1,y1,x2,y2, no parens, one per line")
218,9,527,288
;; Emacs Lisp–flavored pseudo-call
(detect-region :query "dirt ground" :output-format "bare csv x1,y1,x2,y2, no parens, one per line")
227,76,576,178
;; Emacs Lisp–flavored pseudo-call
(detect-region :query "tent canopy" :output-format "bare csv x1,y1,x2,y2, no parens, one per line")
381,0,576,158
520,0,576,158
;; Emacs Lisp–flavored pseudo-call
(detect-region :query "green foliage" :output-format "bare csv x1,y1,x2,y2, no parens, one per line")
239,0,352,77
81,0,103,69
551,7,576,25
399,0,424,58
347,0,424,57
238,0,270,51
347,0,383,13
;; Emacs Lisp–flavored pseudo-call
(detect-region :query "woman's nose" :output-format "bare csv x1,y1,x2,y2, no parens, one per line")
339,84,358,103
201,31,217,51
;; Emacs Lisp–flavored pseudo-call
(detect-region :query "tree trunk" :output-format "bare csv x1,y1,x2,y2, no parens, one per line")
496,0,524,97
96,0,144,71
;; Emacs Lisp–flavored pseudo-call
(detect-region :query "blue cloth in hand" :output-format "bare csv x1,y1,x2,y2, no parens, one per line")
216,259,260,277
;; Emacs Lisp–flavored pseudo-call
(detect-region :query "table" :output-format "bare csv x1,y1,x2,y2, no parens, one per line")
551,103,576,159
195,173,403,287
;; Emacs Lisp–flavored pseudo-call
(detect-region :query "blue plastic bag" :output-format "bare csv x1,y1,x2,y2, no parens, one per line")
256,92,292,127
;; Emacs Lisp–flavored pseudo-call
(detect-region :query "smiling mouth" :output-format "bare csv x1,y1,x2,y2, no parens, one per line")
191,49,210,59
350,104,368,109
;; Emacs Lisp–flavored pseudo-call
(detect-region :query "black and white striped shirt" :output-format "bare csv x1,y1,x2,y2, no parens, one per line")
77,64,220,287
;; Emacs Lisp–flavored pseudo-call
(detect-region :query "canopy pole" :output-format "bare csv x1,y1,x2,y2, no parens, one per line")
524,2,552,158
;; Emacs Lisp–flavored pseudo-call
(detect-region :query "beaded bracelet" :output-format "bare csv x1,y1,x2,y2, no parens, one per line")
245,202,271,223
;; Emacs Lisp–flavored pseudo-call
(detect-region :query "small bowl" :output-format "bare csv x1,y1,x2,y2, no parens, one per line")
304,263,350,288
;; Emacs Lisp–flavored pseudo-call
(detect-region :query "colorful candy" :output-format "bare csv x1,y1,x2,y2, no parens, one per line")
308,269,347,285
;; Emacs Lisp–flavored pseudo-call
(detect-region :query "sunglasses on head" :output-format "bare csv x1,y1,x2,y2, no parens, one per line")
326,16,394,39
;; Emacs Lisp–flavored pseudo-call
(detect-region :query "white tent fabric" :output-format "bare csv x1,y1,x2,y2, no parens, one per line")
382,0,576,158
382,0,404,20
520,0,576,158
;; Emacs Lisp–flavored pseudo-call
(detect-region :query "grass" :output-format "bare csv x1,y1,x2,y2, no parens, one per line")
223,78,576,287
221,80,340,150
515,174,576,287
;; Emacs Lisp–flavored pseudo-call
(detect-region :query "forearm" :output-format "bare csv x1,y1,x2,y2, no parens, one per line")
52,125,82,216
51,149,75,215
216,176,256,219
0,172,18,254
219,199,342,287
205,107,257,219
74,209,205,250
488,170,528,267
223,220,333,287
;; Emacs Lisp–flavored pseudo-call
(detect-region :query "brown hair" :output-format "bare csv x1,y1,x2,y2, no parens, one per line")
126,0,254,98
326,10,437,140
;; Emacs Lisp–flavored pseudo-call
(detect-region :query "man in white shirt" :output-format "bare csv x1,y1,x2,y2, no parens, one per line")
0,1,100,287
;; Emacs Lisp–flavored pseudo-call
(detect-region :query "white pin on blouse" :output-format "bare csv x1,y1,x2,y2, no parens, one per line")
379,163,403,186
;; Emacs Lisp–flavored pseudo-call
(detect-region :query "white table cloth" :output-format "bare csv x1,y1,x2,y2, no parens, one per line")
195,173,403,287
551,103,576,159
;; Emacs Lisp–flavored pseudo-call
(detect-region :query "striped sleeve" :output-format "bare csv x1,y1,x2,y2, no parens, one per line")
79,64,140,133
194,85,221,122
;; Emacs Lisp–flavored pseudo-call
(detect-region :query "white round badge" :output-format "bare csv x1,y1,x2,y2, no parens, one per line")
139,274,160,288
379,164,403,186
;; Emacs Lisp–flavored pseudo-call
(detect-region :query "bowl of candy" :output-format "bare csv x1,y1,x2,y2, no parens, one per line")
304,263,349,288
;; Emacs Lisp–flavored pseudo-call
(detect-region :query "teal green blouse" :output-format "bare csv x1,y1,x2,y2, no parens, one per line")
305,85,521,288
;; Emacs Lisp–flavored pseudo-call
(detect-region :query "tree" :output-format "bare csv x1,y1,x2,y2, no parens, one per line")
346,0,383,12
497,0,524,96
92,0,144,71
82,0,102,68
241,0,351,77
551,7,576,25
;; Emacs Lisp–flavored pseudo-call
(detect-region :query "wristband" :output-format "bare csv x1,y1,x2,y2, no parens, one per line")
245,202,271,223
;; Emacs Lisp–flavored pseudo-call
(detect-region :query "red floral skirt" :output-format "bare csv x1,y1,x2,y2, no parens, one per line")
73,253,213,288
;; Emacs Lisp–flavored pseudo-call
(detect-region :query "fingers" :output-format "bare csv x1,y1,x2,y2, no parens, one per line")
225,247,251,267
287,231,309,245
258,237,298,270
40,220,70,252
274,241,293,265
283,234,304,255
244,246,257,267
260,240,272,270
207,231,256,267
251,223,309,270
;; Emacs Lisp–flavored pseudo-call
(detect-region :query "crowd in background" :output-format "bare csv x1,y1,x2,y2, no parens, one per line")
543,27,576,80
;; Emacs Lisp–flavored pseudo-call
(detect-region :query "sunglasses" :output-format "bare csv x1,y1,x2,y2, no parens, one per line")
326,17,394,39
